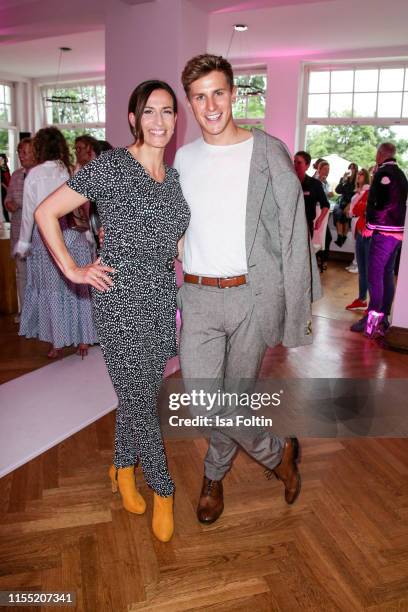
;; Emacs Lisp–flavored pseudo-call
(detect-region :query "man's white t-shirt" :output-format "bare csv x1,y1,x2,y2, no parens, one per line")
173,136,253,277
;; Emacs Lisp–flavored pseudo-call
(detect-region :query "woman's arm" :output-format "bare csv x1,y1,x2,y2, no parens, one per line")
35,184,114,291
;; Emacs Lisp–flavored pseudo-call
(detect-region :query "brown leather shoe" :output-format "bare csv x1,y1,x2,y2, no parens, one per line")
269,437,301,505
197,476,224,524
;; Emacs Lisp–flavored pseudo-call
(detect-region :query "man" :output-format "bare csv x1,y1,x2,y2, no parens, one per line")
174,54,321,524
294,151,330,237
4,138,36,321
351,142,407,338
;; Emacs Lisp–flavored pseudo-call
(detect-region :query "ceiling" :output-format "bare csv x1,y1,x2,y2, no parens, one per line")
0,30,105,79
209,0,408,59
1,0,408,79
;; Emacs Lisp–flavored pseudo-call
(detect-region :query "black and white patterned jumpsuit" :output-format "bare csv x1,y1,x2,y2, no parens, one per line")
67,148,190,496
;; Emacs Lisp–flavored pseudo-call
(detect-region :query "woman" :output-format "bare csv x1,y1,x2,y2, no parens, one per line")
34,81,190,542
346,168,371,311
333,162,358,246
4,138,36,321
14,127,97,358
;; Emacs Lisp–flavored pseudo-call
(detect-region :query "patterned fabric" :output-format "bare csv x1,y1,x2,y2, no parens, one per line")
20,219,98,347
5,168,25,253
67,148,190,496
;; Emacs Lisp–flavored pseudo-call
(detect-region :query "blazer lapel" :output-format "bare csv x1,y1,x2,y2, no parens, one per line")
246,129,269,259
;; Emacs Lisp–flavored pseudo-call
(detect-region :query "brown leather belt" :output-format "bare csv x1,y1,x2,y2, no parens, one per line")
184,273,247,289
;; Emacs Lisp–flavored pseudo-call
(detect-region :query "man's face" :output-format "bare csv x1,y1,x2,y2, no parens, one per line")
294,155,309,179
18,143,35,169
187,70,236,138
75,141,92,166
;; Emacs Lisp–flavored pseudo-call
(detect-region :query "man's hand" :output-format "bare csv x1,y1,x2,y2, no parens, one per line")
65,257,115,292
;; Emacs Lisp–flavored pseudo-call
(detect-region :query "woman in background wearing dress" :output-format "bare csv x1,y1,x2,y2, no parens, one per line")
34,81,190,542
14,127,97,358
4,138,36,322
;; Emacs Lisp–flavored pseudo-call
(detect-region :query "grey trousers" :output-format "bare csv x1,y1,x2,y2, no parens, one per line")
178,281,284,481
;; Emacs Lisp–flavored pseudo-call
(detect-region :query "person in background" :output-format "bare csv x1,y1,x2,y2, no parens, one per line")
14,127,97,358
74,135,100,170
294,151,330,238
0,153,11,222
4,138,36,322
333,162,358,246
345,168,371,311
351,143,407,338
316,160,334,199
312,157,326,178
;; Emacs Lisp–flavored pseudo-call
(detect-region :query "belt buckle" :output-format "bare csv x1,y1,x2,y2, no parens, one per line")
217,277,224,289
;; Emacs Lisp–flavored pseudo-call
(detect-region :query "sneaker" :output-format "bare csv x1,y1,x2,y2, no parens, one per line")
346,263,359,273
350,315,368,333
346,299,367,311
364,311,384,339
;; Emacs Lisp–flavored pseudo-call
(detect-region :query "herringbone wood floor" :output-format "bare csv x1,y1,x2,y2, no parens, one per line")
1,262,408,611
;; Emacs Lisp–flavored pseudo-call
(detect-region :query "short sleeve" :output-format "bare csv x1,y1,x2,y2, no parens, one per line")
66,153,112,201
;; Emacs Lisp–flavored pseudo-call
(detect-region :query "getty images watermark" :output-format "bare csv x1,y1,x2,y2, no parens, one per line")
167,389,283,428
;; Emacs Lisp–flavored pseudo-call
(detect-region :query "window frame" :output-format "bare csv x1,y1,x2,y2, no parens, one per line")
0,80,18,171
232,68,267,129
40,79,105,133
300,61,408,149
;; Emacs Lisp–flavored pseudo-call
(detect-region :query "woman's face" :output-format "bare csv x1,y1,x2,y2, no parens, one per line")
319,164,329,180
130,89,176,149
357,171,365,186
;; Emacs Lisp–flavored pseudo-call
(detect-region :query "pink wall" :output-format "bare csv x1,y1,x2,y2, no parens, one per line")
105,0,207,159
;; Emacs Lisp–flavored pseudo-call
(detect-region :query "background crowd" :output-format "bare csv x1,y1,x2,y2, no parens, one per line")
0,128,406,351
1,129,112,358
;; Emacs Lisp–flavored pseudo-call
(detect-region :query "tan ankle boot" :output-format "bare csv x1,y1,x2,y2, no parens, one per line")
109,465,146,514
152,493,174,542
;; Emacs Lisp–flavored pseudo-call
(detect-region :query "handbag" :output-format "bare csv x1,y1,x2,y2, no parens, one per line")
66,203,90,233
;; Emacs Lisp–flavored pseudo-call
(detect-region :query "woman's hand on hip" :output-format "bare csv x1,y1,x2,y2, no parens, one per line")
65,257,115,291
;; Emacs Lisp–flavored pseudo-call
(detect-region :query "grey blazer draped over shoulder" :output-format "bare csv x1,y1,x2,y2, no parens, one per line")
246,129,322,348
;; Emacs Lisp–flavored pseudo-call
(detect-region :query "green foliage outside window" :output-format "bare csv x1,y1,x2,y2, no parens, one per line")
233,74,266,121
306,124,408,170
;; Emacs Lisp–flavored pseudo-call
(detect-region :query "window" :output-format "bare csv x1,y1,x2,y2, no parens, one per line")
306,66,408,120
0,82,17,171
41,82,105,153
233,71,267,130
301,64,408,171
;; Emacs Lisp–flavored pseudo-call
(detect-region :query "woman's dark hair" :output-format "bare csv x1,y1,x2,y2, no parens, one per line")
33,127,71,175
97,140,113,154
128,80,177,144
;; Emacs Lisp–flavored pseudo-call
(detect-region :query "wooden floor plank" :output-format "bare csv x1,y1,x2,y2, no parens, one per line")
1,262,408,610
